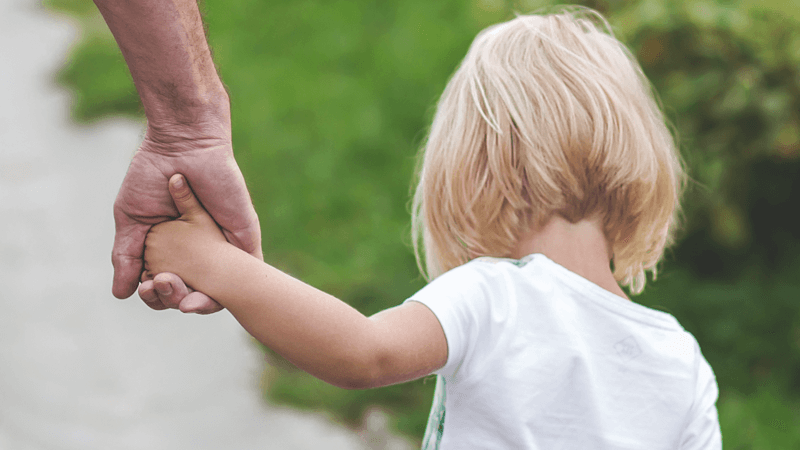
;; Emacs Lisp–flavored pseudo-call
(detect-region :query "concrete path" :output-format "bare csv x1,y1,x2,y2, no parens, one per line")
0,1,412,449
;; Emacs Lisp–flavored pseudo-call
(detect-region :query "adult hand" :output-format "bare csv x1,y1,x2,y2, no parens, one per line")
94,0,259,312
112,133,262,313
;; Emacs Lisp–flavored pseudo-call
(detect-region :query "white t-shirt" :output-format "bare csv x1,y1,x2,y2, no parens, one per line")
406,254,721,450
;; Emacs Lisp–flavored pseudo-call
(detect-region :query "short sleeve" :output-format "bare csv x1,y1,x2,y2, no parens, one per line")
679,345,722,450
404,261,511,380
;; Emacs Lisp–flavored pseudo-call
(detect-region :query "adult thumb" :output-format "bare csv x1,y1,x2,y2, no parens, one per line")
169,174,203,217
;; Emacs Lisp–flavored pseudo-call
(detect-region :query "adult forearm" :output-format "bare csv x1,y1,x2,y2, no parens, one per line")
94,0,230,140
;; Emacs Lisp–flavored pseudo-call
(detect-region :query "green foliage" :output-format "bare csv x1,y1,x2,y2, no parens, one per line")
636,257,800,400
56,35,143,122
49,0,800,444
718,385,800,449
612,0,800,278
44,0,98,16
265,357,437,437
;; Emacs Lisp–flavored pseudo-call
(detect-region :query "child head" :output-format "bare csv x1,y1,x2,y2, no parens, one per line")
411,7,685,294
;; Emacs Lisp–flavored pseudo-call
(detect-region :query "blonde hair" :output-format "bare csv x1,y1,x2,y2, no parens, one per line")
411,8,685,294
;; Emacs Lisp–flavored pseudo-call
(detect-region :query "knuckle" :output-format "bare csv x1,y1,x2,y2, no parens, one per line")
153,272,172,284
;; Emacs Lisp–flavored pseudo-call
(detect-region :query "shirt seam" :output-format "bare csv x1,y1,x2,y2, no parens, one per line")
472,254,682,331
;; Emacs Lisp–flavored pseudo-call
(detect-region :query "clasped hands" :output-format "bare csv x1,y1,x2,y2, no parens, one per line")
111,135,261,314
142,173,231,295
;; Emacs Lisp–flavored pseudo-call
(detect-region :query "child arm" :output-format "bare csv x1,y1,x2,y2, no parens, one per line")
144,174,447,389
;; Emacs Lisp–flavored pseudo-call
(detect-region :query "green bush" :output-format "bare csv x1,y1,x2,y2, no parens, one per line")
717,385,800,449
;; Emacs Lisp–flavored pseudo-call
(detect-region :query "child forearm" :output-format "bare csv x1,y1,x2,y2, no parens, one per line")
143,176,445,388
184,242,383,389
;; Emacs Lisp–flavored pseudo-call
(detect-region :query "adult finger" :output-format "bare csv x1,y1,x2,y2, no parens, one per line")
178,291,225,315
153,272,192,309
111,220,149,299
223,227,263,261
188,157,262,260
138,279,169,311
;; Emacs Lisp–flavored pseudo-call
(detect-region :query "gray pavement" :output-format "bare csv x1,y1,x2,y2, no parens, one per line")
0,1,412,449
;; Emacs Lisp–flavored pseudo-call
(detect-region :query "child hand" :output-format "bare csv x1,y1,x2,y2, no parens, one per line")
143,174,229,284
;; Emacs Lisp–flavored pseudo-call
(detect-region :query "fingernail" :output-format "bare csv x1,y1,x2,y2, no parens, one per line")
173,175,185,189
157,284,173,295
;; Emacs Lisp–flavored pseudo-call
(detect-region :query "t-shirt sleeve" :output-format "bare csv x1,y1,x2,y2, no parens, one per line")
404,261,510,379
679,344,722,450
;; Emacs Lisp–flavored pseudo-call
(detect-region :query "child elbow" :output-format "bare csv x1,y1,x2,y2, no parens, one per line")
333,377,373,390
332,364,384,390
327,354,388,390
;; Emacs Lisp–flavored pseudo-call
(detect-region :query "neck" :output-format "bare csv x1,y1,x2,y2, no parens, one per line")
512,215,629,300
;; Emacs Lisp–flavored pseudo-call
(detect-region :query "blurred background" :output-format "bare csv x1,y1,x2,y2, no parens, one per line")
14,0,800,447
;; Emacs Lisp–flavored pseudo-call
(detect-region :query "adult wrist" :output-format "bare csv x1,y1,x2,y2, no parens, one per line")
142,88,233,152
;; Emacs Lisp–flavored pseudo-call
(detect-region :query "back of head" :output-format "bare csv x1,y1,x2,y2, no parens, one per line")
411,7,685,294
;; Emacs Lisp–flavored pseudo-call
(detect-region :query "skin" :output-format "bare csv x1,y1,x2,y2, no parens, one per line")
144,174,630,388
117,143,261,313
512,215,630,301
145,175,447,388
96,0,261,312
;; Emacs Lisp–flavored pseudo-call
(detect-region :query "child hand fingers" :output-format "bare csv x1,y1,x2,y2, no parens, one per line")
179,291,224,315
153,272,191,309
169,174,207,219
138,279,169,311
